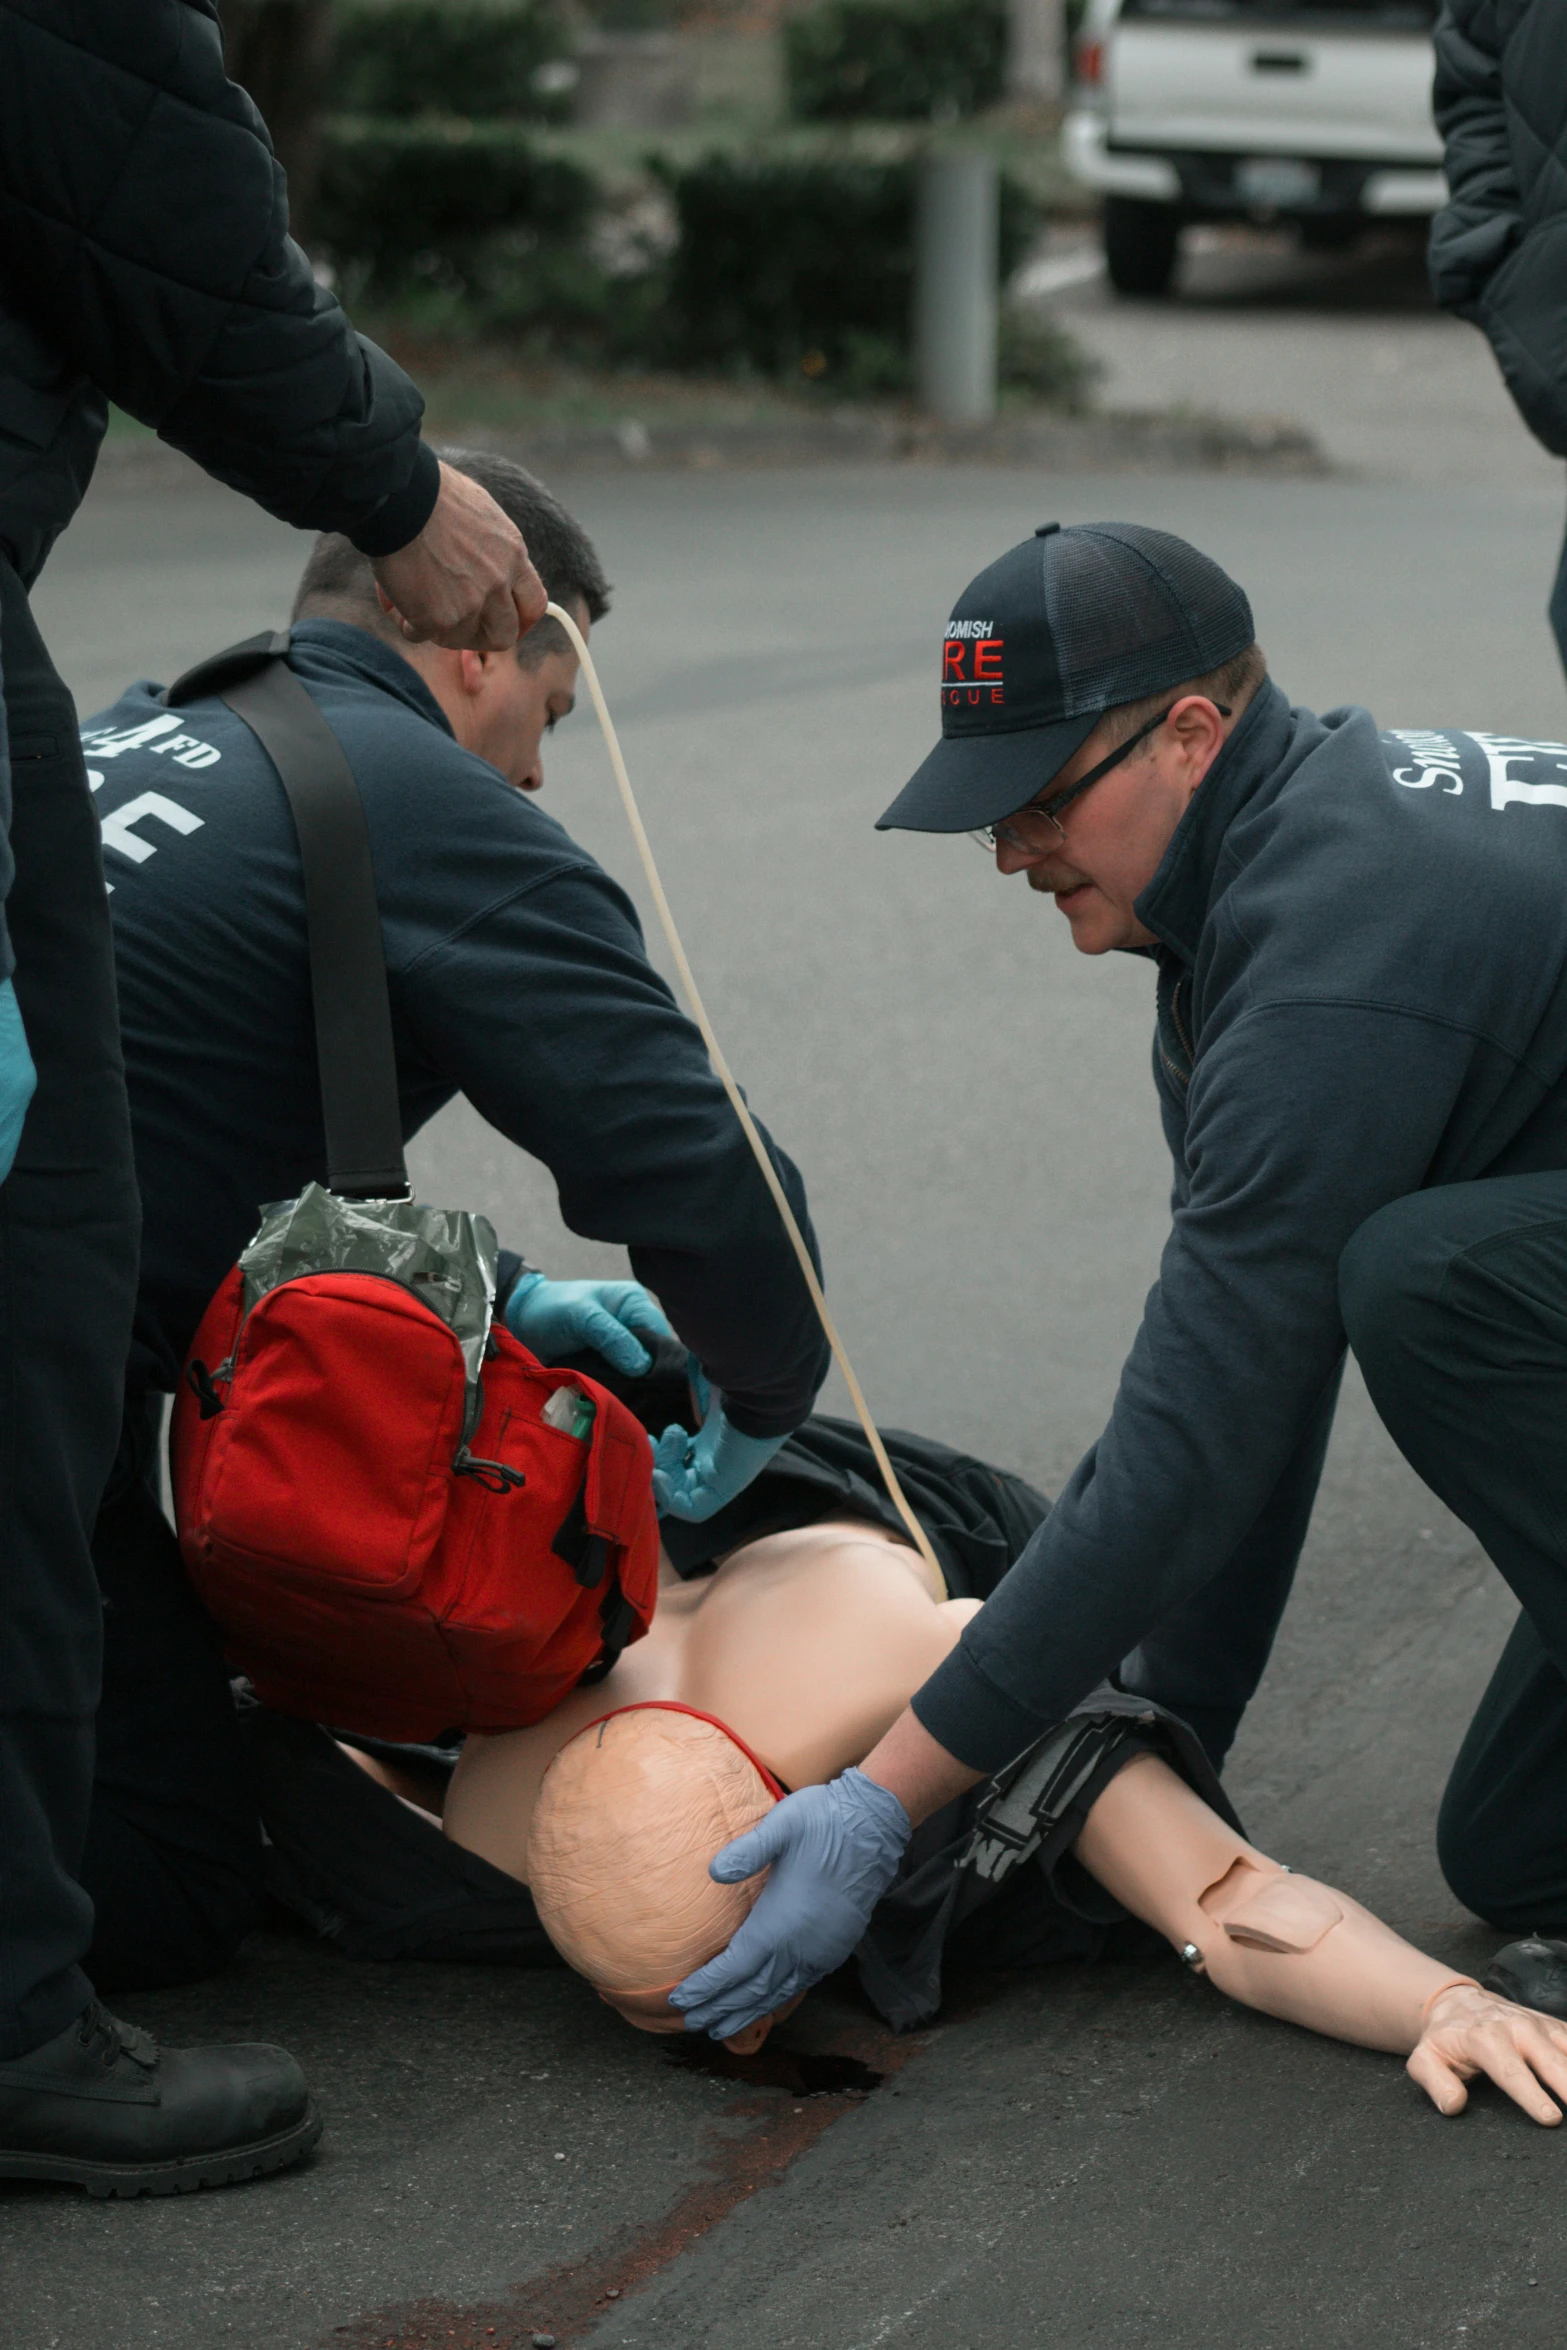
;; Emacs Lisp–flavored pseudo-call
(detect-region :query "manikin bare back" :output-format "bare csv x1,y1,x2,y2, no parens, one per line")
422,1521,1567,2121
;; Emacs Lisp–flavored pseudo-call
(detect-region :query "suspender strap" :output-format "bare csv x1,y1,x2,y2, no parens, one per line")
163,631,409,1201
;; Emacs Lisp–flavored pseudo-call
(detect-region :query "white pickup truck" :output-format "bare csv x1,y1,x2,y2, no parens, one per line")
1066,0,1447,295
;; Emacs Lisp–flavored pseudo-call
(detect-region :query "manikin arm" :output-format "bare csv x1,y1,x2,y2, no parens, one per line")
1074,1755,1567,2123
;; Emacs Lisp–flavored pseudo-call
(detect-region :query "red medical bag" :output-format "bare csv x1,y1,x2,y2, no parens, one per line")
163,636,658,1741
171,1266,658,1741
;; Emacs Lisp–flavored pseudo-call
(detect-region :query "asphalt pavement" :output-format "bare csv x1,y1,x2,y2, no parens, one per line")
11,233,1567,2348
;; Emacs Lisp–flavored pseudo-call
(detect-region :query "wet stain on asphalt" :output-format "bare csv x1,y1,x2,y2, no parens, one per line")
326,2020,919,2350
663,2038,885,2096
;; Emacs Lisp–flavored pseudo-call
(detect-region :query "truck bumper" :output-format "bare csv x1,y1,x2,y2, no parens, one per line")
1065,111,1446,219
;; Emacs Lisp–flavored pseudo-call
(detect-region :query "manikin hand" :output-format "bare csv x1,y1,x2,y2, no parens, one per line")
504,1274,674,1379
0,977,36,1185
650,1399,788,1523
668,1770,911,2040
1408,1982,1567,2123
372,461,546,650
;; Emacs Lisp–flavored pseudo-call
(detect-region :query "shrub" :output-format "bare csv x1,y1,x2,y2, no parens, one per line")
326,0,576,124
786,0,1008,125
656,153,1036,391
314,117,596,297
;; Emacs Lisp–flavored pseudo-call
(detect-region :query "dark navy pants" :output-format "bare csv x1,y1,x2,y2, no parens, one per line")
0,555,140,2057
81,1430,267,1994
1342,1172,1567,1931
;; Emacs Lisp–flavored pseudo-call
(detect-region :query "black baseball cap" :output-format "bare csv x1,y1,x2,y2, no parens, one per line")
876,521,1255,834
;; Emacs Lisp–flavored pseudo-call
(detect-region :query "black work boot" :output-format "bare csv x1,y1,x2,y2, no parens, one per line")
1483,1935,1567,2020
0,2001,321,2197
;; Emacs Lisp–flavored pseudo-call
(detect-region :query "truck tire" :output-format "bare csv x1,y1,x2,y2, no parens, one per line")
1299,215,1358,253
1103,198,1180,297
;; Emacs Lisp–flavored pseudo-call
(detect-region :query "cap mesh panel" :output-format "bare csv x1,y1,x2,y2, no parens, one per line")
1046,525,1254,716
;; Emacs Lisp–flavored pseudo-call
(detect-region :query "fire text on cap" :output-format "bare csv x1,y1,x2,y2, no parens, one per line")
942,618,1004,709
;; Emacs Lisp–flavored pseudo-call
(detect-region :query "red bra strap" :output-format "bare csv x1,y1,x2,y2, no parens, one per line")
579,1699,787,1800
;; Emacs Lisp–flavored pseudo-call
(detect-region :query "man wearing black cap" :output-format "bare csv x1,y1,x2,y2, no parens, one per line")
669,520,1567,2042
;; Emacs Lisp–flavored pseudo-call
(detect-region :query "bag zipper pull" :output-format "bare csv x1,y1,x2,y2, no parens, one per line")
453,1446,526,1496
185,1357,234,1420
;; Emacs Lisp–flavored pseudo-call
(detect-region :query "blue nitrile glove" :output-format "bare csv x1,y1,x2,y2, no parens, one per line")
504,1272,674,1377
668,1769,912,2040
0,978,36,1187
650,1396,788,1523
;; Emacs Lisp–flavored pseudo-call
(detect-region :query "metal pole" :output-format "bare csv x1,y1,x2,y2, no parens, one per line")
1005,0,1065,106
915,154,999,426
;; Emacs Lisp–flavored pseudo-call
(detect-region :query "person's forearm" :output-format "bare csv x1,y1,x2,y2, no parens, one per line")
1073,1755,1467,2055
627,1131,829,1437
859,1706,982,1829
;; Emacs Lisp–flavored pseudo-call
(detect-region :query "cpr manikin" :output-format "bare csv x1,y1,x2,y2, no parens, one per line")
523,1706,800,2055
436,1520,1567,2121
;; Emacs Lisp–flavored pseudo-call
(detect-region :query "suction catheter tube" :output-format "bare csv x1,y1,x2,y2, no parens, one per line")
546,600,944,1583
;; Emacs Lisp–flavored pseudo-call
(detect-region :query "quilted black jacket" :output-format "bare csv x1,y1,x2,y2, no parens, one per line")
1428,0,1567,455
0,0,438,592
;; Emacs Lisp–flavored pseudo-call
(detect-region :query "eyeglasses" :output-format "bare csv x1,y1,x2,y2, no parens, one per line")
969,702,1229,858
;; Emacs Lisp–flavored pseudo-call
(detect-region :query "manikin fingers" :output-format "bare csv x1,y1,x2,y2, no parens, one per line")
1473,2038,1563,2126
1406,2040,1469,2116
1411,1988,1567,2123
1495,2015,1567,2115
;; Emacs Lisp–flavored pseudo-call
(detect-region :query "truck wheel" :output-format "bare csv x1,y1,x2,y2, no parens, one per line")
1299,216,1358,253
1103,198,1180,297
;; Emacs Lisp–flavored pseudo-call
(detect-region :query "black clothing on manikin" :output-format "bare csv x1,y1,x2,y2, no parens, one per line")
0,560,139,2057
658,1412,1055,1598
88,623,828,1436
1429,0,1567,674
1341,1172,1567,1931
913,685,1567,1781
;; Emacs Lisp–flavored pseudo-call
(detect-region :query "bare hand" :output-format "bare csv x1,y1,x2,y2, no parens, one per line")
1408,1981,1567,2124
371,462,546,650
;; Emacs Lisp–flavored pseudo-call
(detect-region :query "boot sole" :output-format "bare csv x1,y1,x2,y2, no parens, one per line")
0,2098,322,2198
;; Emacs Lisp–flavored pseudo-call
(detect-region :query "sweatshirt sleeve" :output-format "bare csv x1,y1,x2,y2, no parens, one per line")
912,998,1484,1775
0,0,437,552
395,862,831,1438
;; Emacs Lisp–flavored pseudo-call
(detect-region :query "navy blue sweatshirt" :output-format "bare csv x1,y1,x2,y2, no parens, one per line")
916,680,1567,1775
84,621,829,1433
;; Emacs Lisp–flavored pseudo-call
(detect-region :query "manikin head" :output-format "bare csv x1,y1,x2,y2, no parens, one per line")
291,449,610,794
876,522,1268,954
526,1705,798,2056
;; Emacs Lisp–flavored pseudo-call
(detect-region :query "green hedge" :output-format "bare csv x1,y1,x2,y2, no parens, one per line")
313,129,1086,400
314,118,595,295
786,0,1008,124
326,0,575,123
656,153,1035,391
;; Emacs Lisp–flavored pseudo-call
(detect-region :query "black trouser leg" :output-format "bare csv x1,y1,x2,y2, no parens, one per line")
1340,1173,1567,1928
82,1456,267,1992
0,556,140,2058
1437,1610,1567,1929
